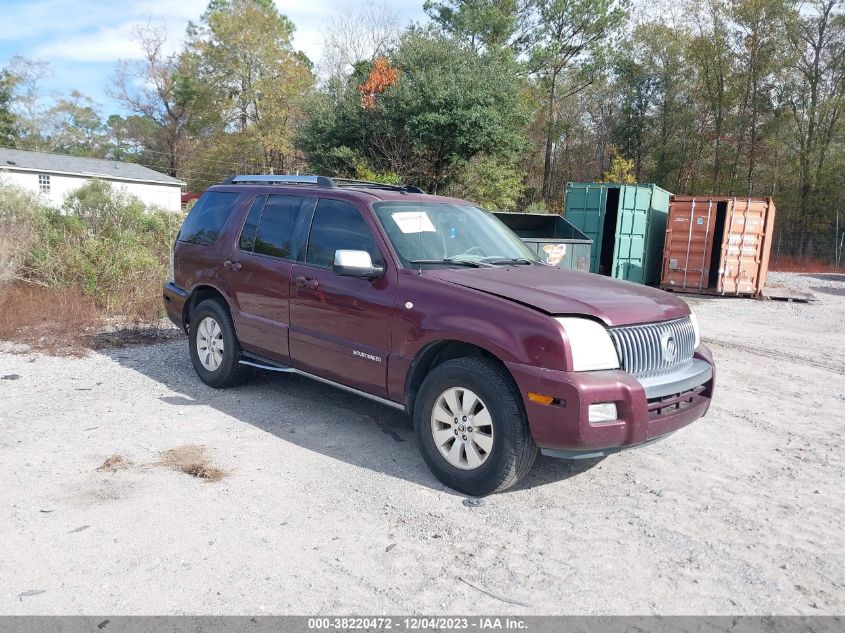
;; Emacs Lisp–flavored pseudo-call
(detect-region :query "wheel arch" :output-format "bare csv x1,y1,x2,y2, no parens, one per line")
404,339,519,421
184,284,232,332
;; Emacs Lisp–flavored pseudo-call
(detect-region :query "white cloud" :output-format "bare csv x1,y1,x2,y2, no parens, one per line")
0,1,112,41
283,0,427,67
133,0,207,19
7,0,206,63
0,0,428,111
35,23,146,62
5,0,426,64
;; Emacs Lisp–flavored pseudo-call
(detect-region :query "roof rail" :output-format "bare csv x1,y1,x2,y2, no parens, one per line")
225,174,336,188
220,174,424,194
330,178,425,194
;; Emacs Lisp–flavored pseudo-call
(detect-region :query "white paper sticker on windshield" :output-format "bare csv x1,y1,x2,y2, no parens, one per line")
391,211,436,234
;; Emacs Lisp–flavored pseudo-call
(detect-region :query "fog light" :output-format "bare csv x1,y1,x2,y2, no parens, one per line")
588,403,617,423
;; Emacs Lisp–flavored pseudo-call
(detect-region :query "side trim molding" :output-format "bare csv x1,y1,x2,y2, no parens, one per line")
239,356,406,412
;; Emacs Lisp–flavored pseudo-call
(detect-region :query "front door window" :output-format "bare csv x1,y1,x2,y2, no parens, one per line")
306,198,384,269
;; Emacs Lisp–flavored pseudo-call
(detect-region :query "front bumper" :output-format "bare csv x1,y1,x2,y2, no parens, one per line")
162,282,190,333
506,344,715,456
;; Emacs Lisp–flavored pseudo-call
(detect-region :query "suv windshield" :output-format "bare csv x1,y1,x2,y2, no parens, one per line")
373,202,541,268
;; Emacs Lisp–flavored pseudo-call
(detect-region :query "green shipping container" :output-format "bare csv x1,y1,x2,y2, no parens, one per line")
564,182,671,284
494,212,592,271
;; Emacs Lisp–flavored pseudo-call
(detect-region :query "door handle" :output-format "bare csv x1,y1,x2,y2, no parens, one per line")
223,260,241,271
295,276,319,289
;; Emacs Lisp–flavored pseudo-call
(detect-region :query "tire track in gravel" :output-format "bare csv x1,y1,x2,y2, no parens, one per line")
705,337,845,374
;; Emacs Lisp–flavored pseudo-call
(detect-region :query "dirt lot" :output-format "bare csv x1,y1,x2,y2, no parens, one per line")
1,272,843,615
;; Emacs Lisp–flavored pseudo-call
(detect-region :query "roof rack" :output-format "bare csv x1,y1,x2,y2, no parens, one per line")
330,178,425,194
224,174,336,187
221,174,424,194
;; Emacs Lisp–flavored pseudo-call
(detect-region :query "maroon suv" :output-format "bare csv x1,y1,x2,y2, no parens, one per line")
163,175,714,495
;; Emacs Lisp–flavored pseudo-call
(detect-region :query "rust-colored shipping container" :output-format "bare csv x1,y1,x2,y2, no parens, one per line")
661,196,776,297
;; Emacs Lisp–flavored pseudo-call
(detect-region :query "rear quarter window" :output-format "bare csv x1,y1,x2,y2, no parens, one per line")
178,191,240,246
253,195,309,259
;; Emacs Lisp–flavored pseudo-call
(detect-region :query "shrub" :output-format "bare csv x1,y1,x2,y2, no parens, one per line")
354,162,402,185
523,200,548,214
0,186,43,284
445,155,525,211
0,180,180,325
601,145,637,185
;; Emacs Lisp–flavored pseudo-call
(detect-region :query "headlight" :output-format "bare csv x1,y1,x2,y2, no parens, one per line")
555,317,620,371
689,309,701,349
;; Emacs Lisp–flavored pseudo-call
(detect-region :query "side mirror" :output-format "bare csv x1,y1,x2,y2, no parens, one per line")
333,250,384,279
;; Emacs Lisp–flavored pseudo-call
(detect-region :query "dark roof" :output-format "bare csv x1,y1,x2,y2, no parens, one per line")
208,182,470,205
0,147,184,186
208,174,468,203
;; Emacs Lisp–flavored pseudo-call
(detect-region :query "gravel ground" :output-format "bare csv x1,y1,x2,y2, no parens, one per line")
0,272,843,615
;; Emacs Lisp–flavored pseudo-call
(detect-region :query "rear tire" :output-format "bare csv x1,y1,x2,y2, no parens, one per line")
414,357,537,495
188,299,251,388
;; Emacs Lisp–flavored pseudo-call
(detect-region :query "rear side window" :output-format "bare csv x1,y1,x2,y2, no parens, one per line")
306,199,381,269
253,195,309,259
178,191,240,246
238,195,266,251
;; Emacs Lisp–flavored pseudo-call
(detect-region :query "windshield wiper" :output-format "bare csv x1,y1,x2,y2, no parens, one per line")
483,257,536,266
409,258,494,268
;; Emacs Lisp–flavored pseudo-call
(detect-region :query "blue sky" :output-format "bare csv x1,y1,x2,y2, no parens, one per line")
0,0,427,116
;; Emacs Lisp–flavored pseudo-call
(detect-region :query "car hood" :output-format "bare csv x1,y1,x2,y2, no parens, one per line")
426,266,690,326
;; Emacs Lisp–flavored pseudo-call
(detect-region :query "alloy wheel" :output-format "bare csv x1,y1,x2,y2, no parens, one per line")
430,387,494,470
196,316,224,372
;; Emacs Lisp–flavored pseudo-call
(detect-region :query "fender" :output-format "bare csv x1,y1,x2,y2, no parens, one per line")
183,282,242,340
391,270,568,370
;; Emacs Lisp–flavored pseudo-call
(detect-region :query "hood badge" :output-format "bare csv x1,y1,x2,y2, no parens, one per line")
661,333,678,363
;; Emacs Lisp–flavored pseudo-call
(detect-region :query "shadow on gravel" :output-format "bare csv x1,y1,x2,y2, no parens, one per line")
511,455,604,492
103,339,598,495
802,272,845,296
811,285,845,297
801,272,845,282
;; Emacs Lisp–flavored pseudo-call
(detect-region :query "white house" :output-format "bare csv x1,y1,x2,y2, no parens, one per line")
0,147,185,212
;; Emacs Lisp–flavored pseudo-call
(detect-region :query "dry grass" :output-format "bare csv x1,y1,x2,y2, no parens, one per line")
94,446,226,482
0,222,36,285
0,282,179,355
0,283,102,356
158,445,227,482
97,454,132,472
770,256,843,273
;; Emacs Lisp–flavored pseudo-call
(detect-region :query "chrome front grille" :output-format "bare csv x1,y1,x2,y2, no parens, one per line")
608,316,696,377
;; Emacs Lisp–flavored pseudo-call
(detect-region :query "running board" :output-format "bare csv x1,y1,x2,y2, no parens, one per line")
239,359,296,372
238,355,405,411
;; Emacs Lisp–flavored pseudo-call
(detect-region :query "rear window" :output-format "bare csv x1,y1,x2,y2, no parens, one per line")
178,191,240,246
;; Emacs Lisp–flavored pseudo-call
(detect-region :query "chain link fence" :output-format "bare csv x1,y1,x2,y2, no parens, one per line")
770,220,845,271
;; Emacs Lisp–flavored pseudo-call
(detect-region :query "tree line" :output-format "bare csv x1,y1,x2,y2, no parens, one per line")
0,0,843,261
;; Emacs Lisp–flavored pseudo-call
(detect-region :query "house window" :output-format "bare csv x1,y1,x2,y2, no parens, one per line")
38,174,50,193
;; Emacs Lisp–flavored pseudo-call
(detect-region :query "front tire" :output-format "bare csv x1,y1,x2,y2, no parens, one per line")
414,357,537,495
188,299,251,388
